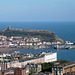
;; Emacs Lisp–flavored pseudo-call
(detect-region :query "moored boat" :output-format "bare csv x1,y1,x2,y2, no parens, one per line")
54,45,69,49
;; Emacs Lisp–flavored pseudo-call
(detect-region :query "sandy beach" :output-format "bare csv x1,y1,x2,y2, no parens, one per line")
0,48,21,53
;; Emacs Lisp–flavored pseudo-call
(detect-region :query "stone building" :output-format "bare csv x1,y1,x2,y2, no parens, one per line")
52,62,75,75
14,67,29,75
25,63,41,74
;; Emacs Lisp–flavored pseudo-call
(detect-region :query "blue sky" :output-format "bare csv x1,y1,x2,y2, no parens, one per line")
0,0,75,22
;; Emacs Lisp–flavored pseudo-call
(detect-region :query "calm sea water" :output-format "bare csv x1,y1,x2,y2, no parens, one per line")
0,22,75,61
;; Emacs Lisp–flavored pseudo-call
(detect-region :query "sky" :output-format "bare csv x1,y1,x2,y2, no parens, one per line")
0,0,75,22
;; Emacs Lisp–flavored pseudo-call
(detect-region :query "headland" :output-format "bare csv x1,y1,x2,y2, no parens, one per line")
0,26,64,53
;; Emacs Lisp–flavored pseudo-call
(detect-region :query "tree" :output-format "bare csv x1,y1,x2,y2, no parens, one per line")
41,62,54,72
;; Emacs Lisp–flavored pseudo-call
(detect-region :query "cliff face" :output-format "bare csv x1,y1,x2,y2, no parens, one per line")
0,26,64,43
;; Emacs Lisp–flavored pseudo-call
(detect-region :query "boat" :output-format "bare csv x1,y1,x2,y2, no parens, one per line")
54,45,69,49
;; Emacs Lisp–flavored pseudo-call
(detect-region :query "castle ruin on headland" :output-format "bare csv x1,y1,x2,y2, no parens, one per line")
2,26,52,33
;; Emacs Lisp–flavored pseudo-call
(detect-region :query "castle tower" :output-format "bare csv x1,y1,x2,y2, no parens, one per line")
7,26,11,30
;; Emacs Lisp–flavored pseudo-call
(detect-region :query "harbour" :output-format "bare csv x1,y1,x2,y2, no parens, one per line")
0,22,75,61
0,0,75,74
54,44,75,50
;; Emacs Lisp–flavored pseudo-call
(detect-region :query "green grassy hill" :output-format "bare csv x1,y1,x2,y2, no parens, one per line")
0,26,64,43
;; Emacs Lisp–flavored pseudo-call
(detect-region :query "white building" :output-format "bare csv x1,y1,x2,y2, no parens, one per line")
39,51,57,62
0,52,57,69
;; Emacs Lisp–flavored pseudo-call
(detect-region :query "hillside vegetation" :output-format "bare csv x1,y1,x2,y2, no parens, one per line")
0,26,64,43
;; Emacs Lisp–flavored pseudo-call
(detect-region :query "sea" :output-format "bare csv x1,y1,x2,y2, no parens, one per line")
0,21,75,61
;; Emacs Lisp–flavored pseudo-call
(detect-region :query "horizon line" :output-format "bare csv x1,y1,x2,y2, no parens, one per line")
0,21,75,22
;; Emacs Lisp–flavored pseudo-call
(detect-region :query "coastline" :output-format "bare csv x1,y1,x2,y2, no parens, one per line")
0,46,50,53
0,48,21,53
